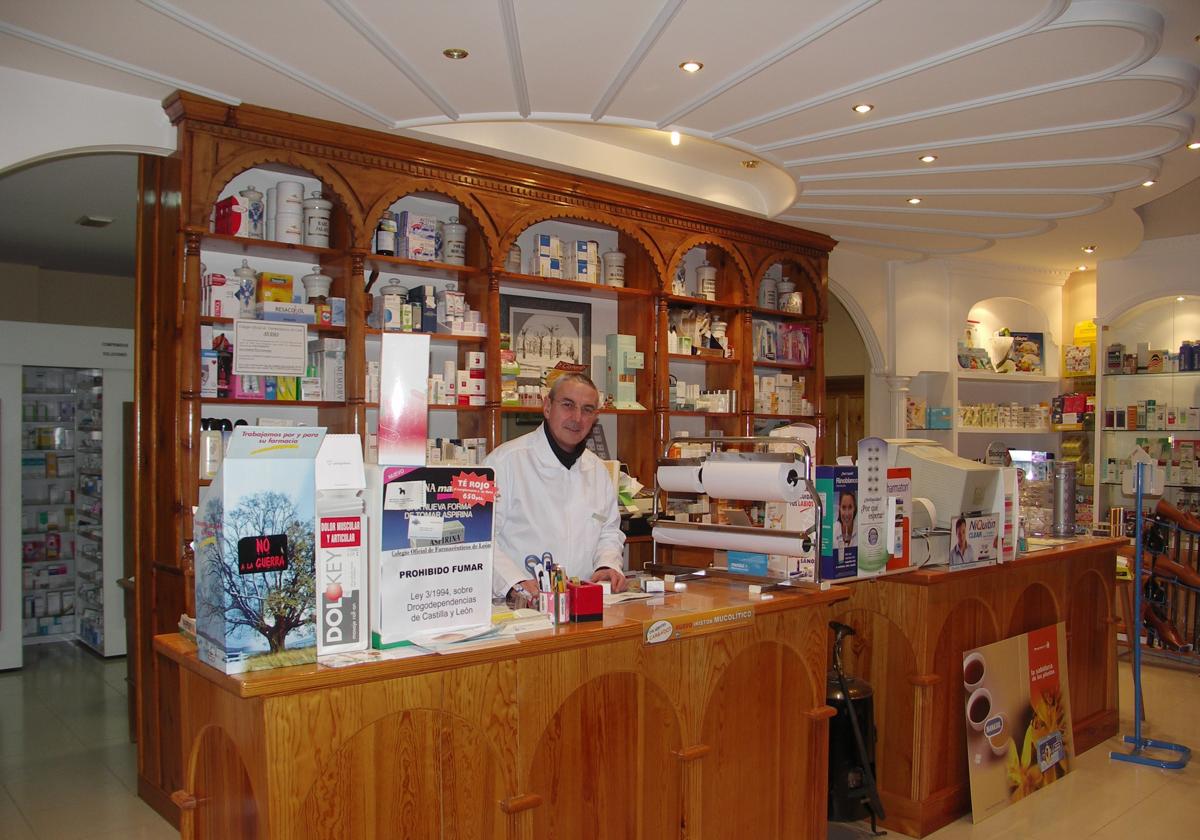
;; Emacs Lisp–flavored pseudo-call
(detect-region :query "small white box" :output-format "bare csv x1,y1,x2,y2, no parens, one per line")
396,211,438,236
536,255,562,278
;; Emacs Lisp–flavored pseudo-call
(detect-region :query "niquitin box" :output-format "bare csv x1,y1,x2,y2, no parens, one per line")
194,426,326,674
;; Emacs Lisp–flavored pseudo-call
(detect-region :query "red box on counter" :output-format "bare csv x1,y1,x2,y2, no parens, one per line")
567,581,603,622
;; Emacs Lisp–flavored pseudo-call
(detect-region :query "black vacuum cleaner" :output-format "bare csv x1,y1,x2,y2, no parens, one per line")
827,620,886,835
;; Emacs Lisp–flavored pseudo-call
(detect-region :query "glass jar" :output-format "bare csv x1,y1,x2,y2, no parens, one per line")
378,280,408,331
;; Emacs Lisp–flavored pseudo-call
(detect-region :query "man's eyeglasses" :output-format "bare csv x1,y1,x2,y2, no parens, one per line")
554,398,599,418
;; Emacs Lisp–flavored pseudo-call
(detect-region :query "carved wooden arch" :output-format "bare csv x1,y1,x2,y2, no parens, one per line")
496,206,666,279
183,723,258,831
666,234,753,303
202,148,364,243
1007,581,1063,638
752,250,829,319
930,596,1001,665
1068,567,1113,622
360,178,499,263
297,706,514,838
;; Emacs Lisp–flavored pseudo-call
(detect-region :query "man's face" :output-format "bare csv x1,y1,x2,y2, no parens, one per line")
957,522,968,548
543,380,600,450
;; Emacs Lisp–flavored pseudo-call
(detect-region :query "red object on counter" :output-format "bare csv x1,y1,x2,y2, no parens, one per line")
567,581,603,622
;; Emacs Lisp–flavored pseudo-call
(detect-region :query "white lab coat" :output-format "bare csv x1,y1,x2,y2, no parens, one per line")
485,424,625,596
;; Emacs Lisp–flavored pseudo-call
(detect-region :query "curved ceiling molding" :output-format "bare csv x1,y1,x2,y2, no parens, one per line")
1,0,1197,271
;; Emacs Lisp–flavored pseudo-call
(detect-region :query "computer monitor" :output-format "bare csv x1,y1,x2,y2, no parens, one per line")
887,439,1003,529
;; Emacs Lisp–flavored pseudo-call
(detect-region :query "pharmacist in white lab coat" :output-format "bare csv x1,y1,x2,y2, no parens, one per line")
486,372,628,601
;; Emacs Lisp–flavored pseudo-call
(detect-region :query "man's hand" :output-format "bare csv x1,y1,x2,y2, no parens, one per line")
591,567,627,593
506,579,539,608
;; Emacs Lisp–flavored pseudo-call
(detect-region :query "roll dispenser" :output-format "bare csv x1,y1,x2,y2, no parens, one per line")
649,431,826,590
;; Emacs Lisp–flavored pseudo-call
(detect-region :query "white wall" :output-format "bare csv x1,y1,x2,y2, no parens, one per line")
0,67,174,175
1097,234,1200,324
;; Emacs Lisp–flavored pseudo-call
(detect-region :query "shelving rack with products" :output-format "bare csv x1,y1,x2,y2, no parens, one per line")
137,92,834,815
20,366,78,643
1094,295,1200,531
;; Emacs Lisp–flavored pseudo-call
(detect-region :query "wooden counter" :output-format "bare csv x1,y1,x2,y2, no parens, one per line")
156,579,849,840
829,537,1122,837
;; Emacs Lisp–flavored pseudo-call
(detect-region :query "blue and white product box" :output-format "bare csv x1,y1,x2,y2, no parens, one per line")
763,489,817,582
536,255,562,278
534,233,562,259
194,426,326,674
396,211,438,237
400,234,437,262
315,434,368,656
727,551,769,576
817,465,858,581
366,465,496,649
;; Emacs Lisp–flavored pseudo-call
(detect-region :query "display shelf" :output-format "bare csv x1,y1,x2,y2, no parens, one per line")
668,410,738,418
24,632,76,647
497,270,651,300
202,398,345,408
364,253,484,281
753,412,821,421
499,404,650,416
663,293,739,311
363,327,484,344
201,315,347,336
743,304,819,321
668,353,738,365
955,370,1059,384
197,230,341,262
1101,427,1200,432
1103,370,1200,378
752,359,814,371
956,426,1053,435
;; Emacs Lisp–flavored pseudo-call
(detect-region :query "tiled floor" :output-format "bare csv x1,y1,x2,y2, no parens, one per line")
1,642,1197,840
0,643,175,840
833,656,1200,840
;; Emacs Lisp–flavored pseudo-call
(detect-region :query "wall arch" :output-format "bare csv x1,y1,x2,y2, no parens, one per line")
361,179,499,263
829,275,886,374
666,234,753,302
498,206,665,280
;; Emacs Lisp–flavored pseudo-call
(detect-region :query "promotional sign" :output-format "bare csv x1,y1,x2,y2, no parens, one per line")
642,605,755,646
194,427,326,674
886,467,912,571
856,437,889,576
818,465,857,581
315,434,367,656
964,623,1074,823
950,512,1001,570
378,332,430,466
367,465,495,648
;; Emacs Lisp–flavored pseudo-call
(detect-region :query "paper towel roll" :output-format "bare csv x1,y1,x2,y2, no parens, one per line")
700,461,803,503
912,497,936,531
653,524,806,555
657,466,705,493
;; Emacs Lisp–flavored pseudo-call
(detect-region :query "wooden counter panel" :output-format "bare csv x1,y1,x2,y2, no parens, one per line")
831,538,1121,837
162,580,847,839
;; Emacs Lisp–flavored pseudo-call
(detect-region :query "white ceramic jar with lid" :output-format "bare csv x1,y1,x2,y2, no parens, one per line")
505,242,522,273
441,216,467,265
232,259,258,318
602,250,626,286
378,280,408,331
301,265,333,303
759,274,778,309
696,261,717,300
302,191,332,248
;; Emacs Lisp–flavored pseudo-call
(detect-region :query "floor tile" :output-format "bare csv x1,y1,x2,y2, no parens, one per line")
0,785,37,839
22,785,166,840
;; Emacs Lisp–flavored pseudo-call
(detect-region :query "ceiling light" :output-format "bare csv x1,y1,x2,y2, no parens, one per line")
679,61,703,73
919,154,938,163
741,160,759,169
1178,296,1186,302
1189,142,1200,150
852,103,874,114
442,48,468,59
1077,265,1088,271
670,131,681,146
907,197,922,205
75,215,113,228
1142,180,1156,187
1081,245,1096,254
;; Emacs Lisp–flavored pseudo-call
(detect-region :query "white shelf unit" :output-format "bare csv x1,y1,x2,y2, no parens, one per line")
20,367,79,643
1094,295,1200,528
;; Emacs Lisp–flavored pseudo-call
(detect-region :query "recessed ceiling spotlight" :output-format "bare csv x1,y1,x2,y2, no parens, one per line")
852,103,874,114
741,160,759,169
1077,265,1088,271
1142,180,1156,187
907,197,922,205
1178,296,1187,302
919,154,938,163
1189,142,1200,150
670,131,681,146
679,60,703,73
442,48,468,59
75,215,113,228
1081,245,1097,254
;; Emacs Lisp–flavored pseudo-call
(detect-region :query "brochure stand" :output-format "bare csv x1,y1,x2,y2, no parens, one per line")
1109,462,1192,770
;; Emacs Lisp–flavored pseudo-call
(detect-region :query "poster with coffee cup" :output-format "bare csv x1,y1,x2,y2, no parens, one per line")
963,623,1074,823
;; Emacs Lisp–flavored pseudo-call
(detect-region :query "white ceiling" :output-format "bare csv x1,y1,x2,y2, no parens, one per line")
1,0,1199,273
